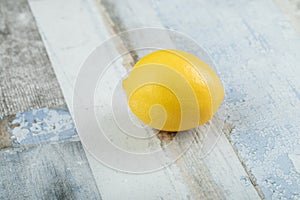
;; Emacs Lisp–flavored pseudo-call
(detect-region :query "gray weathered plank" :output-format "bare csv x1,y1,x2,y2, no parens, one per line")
0,107,102,199
0,141,101,200
0,0,102,198
0,0,65,116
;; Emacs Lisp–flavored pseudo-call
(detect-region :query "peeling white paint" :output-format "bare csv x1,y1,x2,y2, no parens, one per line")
12,127,30,144
9,108,78,146
288,154,300,174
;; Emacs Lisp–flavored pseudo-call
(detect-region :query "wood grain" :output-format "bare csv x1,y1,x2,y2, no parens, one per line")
0,115,15,149
28,0,263,199
0,0,65,116
146,0,300,199
0,141,101,200
0,0,102,198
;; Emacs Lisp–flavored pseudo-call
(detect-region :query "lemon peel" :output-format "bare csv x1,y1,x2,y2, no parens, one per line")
122,49,224,132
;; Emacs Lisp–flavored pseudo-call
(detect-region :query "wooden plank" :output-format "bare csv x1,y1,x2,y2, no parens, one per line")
0,0,65,116
27,1,193,199
0,141,101,200
0,0,102,198
0,107,102,199
28,0,111,109
141,0,300,199
28,0,263,199
98,0,300,198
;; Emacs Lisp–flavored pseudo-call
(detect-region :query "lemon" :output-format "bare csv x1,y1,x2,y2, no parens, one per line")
122,49,224,132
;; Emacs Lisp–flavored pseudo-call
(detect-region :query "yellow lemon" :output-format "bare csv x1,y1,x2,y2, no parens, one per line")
122,49,224,132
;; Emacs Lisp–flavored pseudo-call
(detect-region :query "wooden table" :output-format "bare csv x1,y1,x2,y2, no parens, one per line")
0,0,299,199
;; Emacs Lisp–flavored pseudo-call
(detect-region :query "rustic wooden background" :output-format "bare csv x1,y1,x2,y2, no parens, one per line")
0,0,300,199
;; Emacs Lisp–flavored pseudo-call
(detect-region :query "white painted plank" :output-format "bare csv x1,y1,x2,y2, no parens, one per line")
29,0,262,199
28,0,192,199
29,0,109,109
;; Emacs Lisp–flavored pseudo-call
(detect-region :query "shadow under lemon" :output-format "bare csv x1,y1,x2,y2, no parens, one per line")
122,49,225,142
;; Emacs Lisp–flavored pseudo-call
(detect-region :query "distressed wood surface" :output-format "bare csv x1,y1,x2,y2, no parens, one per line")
97,0,300,199
28,0,270,199
0,107,78,149
146,0,300,199
28,1,193,199
0,0,102,199
274,0,300,34
0,108,102,199
0,0,65,116
0,141,101,200
0,0,297,198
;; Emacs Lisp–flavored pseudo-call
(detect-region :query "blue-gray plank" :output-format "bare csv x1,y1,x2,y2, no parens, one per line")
0,141,101,200
146,0,300,198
